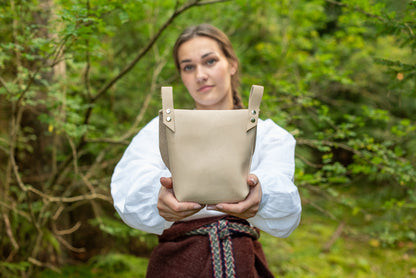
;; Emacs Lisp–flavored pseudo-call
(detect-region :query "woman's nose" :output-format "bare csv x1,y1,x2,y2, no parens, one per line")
196,66,208,82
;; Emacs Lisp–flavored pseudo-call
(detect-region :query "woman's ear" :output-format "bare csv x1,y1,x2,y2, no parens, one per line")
229,60,238,76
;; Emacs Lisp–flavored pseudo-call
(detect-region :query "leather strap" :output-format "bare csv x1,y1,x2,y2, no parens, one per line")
161,86,175,132
247,85,264,131
161,85,263,132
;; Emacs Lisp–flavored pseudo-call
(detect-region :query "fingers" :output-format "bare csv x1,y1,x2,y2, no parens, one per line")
209,174,262,219
212,193,260,219
157,183,204,222
158,175,261,221
160,177,173,189
247,174,259,187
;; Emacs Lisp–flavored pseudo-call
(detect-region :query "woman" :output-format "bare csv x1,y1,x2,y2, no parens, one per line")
111,24,301,278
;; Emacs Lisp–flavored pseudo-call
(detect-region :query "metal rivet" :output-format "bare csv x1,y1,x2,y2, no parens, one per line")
251,110,256,115
166,116,171,122
166,109,171,114
250,117,256,123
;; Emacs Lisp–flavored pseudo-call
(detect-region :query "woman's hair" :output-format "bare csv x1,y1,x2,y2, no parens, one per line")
173,24,243,109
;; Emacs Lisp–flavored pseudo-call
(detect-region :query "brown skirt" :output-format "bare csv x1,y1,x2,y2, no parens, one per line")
146,216,275,278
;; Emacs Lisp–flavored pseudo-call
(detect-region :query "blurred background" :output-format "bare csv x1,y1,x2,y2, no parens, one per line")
0,0,415,277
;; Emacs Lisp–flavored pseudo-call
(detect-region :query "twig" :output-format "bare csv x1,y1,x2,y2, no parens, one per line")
0,76,12,94
52,205,65,221
56,235,86,253
404,22,415,36
0,200,31,221
9,140,27,192
119,41,169,142
302,198,337,220
66,134,79,177
323,0,387,22
26,186,112,203
295,153,323,168
54,221,82,236
3,212,19,262
322,221,346,253
84,0,92,99
7,174,111,203
67,131,98,194
51,205,85,252
86,138,130,145
28,257,61,273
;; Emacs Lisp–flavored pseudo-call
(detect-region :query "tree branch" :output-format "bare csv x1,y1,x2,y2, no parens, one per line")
53,221,82,236
50,0,229,186
323,0,387,22
26,186,112,203
295,153,323,168
88,0,231,118
0,76,12,94
0,200,31,221
3,212,19,262
322,221,346,253
56,235,86,253
28,257,61,273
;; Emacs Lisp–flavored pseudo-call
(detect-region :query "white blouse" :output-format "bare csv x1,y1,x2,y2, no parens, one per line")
111,117,302,237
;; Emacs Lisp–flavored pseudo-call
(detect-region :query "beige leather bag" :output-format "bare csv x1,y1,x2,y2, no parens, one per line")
159,85,263,204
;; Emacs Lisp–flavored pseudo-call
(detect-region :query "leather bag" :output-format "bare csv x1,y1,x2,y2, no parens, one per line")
159,85,263,204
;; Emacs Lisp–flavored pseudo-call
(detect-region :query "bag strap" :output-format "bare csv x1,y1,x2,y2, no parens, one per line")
161,86,175,132
162,85,263,132
247,85,263,131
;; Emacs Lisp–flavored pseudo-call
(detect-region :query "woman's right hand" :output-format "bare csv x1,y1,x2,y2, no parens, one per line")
157,177,204,222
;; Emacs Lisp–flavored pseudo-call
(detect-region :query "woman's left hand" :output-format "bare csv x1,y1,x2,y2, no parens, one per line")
207,174,262,219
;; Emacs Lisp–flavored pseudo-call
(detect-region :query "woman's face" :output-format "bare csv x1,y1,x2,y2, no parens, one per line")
177,36,237,110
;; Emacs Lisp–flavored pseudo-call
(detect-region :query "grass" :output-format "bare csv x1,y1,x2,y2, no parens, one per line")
36,210,416,278
260,211,416,277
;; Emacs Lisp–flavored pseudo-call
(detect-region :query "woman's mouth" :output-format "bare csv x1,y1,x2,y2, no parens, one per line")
197,85,214,92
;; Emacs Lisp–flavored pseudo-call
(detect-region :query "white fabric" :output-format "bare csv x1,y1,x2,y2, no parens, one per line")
111,117,301,237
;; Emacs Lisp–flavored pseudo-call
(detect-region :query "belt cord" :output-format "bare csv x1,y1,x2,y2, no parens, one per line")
185,219,259,278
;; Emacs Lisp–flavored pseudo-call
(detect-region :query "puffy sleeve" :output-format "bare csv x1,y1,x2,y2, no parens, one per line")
248,119,302,237
110,117,173,235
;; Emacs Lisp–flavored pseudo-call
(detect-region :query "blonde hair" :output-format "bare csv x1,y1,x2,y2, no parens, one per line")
173,24,243,109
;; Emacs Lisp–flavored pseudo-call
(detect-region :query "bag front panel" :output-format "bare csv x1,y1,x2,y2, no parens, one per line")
167,109,254,204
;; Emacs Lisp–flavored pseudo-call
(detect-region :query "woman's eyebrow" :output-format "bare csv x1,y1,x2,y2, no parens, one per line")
201,52,215,59
179,52,216,64
180,59,192,64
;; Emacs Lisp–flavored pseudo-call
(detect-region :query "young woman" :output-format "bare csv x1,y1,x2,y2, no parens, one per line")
111,24,302,278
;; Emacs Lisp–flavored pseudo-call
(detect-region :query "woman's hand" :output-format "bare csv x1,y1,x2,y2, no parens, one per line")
157,177,204,222
207,174,262,219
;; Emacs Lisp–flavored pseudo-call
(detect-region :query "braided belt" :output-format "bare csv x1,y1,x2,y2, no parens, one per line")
185,219,259,278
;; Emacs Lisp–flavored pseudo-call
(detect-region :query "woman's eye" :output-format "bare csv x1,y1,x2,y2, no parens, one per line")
183,65,194,72
206,58,217,65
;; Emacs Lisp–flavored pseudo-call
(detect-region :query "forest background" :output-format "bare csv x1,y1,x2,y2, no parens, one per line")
1,0,415,277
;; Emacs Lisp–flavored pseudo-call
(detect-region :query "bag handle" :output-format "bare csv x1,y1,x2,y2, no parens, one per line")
247,85,264,131
161,86,175,132
162,85,263,132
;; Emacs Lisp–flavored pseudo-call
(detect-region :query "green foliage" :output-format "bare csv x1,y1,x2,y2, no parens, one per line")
89,215,158,250
1,0,415,276
0,261,31,278
88,253,148,276
35,253,148,278
36,209,416,277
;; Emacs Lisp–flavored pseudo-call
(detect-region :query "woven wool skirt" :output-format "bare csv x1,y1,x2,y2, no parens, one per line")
146,216,275,278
